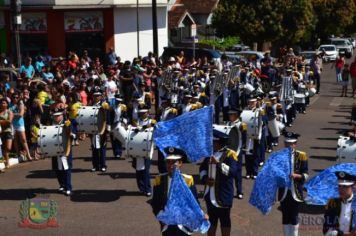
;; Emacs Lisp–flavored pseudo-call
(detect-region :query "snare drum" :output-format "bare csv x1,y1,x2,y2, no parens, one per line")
294,94,306,104
77,106,106,135
38,125,71,158
241,109,262,140
337,136,356,163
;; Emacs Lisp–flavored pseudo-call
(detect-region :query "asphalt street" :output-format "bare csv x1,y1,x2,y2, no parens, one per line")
0,60,355,236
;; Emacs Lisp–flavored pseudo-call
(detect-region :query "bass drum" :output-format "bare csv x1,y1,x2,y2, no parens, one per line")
308,87,316,97
213,124,241,156
268,118,281,138
113,124,154,159
77,106,106,135
241,109,262,140
38,125,71,158
337,136,356,163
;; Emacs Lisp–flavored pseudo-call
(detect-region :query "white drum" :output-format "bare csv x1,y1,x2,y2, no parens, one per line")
337,136,356,162
38,125,71,158
77,106,106,135
308,87,316,97
241,109,262,140
294,94,306,104
244,83,255,94
113,124,154,159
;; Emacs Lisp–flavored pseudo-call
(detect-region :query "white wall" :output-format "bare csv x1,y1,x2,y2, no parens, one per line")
114,6,168,61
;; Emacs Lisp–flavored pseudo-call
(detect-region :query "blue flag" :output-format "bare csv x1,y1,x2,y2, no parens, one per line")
304,163,356,205
153,106,213,163
249,147,292,215
157,168,210,233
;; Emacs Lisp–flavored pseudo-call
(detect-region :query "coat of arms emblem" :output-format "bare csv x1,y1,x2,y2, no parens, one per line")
19,198,59,229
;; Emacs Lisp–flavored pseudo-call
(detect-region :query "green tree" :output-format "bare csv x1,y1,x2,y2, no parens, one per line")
313,0,356,40
212,0,315,46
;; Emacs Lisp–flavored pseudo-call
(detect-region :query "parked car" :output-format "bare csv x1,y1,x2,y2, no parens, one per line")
160,47,221,63
329,38,353,58
230,44,251,52
347,37,356,48
317,44,338,62
299,51,316,65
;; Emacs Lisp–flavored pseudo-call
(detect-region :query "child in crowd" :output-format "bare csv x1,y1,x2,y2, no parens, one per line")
30,114,41,160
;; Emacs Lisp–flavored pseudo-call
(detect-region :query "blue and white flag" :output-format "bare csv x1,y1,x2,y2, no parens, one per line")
249,147,292,215
153,106,213,163
304,163,356,205
157,168,210,233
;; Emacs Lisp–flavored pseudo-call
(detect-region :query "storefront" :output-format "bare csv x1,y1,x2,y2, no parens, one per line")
64,11,105,59
18,12,48,57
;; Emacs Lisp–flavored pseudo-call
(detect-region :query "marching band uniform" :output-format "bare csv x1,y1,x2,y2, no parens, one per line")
132,108,156,196
110,95,127,159
157,98,178,173
90,88,109,172
256,98,268,166
151,147,198,236
279,132,308,236
244,96,260,179
200,131,238,236
226,108,247,199
51,108,73,196
323,172,356,236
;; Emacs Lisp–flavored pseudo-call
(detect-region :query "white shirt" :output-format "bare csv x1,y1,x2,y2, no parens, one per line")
105,80,117,99
340,194,354,232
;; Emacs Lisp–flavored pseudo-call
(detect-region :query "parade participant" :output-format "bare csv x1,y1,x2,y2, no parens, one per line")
110,94,127,159
157,97,178,173
323,171,356,235
244,95,259,179
256,95,268,166
151,146,199,236
226,108,247,199
279,132,308,236
310,53,322,94
179,93,194,114
51,108,73,196
200,130,238,236
89,87,108,172
132,107,156,196
0,98,13,169
67,92,81,146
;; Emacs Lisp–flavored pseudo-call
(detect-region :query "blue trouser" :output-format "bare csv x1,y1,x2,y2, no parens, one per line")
206,196,232,227
256,130,267,164
157,149,167,174
92,146,107,170
134,158,152,194
234,152,243,194
110,133,122,157
70,119,78,138
52,152,72,191
245,153,258,176
281,190,300,225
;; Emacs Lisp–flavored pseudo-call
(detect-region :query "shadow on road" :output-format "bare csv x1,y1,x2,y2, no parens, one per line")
310,146,336,151
70,189,143,202
0,188,57,200
316,137,338,141
26,169,91,179
309,155,337,161
299,203,325,214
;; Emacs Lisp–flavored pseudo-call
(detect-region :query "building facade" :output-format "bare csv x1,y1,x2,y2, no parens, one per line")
0,0,168,61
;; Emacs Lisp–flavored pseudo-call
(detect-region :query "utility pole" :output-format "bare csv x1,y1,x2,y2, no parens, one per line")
11,0,22,67
136,0,140,57
152,0,158,56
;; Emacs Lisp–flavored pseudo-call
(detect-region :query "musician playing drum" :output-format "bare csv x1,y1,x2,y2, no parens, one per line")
132,107,156,196
51,108,73,196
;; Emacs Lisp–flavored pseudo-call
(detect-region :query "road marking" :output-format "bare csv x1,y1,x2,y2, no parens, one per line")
330,97,343,107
